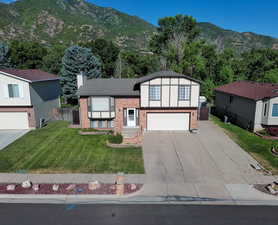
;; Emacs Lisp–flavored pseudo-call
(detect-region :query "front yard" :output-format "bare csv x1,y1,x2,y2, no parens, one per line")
0,121,144,174
212,115,278,174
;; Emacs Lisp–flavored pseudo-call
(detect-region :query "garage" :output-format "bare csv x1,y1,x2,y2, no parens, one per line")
0,112,29,129
147,113,190,131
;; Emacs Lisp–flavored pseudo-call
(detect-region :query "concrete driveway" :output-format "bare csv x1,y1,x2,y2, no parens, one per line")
0,130,29,150
140,121,277,202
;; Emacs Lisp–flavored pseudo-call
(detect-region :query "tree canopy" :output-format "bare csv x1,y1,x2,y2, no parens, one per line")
60,45,101,103
0,42,11,69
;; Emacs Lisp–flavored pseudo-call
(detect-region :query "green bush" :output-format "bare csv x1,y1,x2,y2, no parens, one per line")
108,133,123,144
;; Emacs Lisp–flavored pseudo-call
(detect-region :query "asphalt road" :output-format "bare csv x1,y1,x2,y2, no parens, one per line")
0,204,278,225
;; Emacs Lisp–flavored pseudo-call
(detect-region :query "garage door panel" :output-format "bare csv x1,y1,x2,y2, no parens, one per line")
147,113,189,131
0,112,29,129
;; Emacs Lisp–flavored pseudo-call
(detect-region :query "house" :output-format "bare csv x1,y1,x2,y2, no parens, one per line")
77,71,201,143
0,69,60,129
214,81,278,131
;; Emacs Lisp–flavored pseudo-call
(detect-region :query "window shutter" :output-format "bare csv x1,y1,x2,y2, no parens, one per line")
123,109,127,126
136,109,139,126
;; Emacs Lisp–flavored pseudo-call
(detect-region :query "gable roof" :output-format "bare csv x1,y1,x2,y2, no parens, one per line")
0,69,59,83
215,81,278,101
77,78,140,97
135,71,201,86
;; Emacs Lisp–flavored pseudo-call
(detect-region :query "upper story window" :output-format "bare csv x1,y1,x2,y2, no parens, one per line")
8,84,20,98
149,85,161,101
272,104,278,117
179,85,190,101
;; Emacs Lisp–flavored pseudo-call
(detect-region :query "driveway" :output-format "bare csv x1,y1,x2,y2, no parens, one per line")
0,130,29,150
141,121,276,202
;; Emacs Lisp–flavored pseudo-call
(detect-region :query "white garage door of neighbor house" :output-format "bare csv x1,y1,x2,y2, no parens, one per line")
0,112,29,129
147,113,190,131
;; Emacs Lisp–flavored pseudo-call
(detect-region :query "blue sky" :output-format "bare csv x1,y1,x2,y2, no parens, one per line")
2,0,278,38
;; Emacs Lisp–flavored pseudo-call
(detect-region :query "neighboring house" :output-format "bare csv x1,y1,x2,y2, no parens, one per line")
77,71,201,143
215,81,278,131
0,69,60,129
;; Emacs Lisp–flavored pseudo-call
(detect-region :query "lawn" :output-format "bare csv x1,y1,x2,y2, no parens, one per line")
0,121,144,174
211,115,278,174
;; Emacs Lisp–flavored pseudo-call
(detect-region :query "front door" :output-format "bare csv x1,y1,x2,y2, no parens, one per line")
127,108,136,127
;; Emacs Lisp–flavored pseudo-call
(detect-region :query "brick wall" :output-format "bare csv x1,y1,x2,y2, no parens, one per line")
114,97,140,133
80,97,90,128
0,106,36,128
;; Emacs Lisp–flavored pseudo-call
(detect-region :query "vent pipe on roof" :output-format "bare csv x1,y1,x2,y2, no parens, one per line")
77,71,87,89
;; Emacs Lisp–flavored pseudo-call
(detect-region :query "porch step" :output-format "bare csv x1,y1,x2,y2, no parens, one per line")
122,128,140,138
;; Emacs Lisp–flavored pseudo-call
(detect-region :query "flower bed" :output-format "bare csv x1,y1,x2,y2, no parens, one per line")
0,183,143,195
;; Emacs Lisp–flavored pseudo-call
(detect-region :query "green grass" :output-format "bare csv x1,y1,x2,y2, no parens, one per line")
211,115,278,174
0,121,144,174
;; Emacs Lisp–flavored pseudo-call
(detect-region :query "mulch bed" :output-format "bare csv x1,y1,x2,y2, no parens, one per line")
254,184,278,196
0,183,143,195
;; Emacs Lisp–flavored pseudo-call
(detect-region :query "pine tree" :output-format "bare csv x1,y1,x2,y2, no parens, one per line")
0,43,11,69
60,46,101,103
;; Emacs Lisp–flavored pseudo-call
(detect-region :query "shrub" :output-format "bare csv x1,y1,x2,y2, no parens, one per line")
266,127,278,137
108,133,123,144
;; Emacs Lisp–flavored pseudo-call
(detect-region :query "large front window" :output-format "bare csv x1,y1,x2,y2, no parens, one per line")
8,84,20,98
272,104,278,117
92,97,110,111
149,85,161,101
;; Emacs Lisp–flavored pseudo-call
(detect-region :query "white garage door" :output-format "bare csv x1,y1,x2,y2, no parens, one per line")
147,113,190,131
0,112,29,129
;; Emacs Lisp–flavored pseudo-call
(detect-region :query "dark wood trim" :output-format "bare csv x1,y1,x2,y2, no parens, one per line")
169,78,171,107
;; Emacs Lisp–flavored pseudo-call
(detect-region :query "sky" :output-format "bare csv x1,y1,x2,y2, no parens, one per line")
1,0,278,38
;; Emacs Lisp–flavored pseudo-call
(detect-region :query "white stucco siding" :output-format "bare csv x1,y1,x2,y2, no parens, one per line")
140,77,199,108
0,73,31,106
265,96,278,125
191,85,200,107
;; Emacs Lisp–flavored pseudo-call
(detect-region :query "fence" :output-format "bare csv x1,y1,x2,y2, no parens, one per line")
52,107,80,125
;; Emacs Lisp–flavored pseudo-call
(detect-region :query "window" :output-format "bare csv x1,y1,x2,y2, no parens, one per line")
149,85,161,101
272,104,278,117
179,85,190,101
8,84,20,98
91,98,109,111
98,120,107,128
108,120,114,128
91,120,98,128
229,96,234,104
264,103,268,117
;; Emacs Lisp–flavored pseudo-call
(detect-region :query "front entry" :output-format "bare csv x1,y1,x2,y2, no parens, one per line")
127,108,136,127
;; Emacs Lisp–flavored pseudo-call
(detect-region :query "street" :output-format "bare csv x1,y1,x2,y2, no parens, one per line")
0,204,277,225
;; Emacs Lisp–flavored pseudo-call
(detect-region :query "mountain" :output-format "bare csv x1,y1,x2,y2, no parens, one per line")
0,0,156,50
0,0,277,53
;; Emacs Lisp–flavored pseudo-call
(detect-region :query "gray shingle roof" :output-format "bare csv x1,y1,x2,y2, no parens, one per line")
77,78,139,97
77,71,201,97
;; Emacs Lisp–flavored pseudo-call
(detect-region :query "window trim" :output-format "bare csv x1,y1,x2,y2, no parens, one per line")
149,85,161,101
8,84,20,98
272,104,278,117
178,85,190,101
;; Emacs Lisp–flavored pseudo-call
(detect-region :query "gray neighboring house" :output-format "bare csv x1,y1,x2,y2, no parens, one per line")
215,81,278,131
0,69,60,129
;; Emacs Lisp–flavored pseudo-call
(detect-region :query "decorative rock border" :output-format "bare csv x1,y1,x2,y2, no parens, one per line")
0,183,143,195
254,132,278,140
106,141,142,148
254,183,278,196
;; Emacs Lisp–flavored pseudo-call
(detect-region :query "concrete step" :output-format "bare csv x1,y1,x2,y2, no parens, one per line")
122,128,139,138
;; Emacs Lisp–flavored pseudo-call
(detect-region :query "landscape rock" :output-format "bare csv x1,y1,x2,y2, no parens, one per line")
6,185,16,191
52,184,59,192
32,184,40,191
22,180,32,189
130,184,137,191
88,181,100,191
66,184,76,191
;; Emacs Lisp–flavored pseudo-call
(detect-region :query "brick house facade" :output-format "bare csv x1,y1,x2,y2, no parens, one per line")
77,71,201,144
